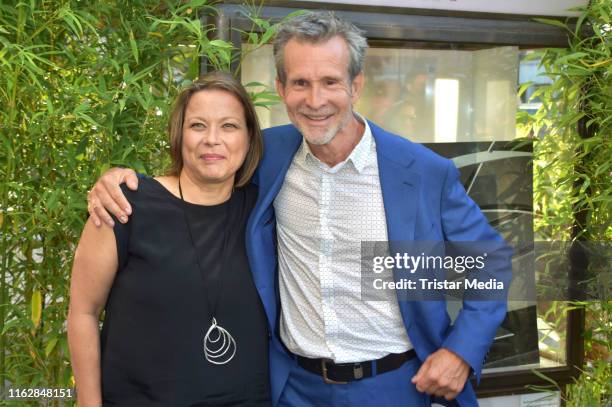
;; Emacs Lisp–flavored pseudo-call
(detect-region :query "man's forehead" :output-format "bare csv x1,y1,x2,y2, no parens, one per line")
285,35,349,54
284,68,347,81
282,36,351,78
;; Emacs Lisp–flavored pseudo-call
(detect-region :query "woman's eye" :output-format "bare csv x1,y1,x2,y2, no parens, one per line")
191,123,204,128
223,123,238,129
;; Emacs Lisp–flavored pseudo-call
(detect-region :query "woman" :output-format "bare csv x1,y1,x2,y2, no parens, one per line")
67,71,269,406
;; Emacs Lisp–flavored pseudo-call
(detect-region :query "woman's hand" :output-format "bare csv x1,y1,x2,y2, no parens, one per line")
87,167,139,227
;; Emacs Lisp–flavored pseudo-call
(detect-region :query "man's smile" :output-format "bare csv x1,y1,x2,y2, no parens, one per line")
301,112,334,124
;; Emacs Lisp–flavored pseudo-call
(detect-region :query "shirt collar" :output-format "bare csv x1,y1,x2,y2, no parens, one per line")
296,113,373,174
348,113,373,173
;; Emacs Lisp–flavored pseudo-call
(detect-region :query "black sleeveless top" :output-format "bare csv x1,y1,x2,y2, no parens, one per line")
101,177,270,406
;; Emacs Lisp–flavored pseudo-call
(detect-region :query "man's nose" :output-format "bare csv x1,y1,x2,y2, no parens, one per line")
305,84,326,110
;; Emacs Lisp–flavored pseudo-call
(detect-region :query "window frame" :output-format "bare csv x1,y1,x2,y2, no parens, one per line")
203,1,585,398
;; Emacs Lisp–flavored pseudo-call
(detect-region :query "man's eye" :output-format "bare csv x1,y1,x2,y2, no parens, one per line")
294,80,307,87
325,80,338,86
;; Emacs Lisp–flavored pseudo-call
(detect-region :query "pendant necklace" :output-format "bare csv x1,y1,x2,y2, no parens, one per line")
178,178,237,365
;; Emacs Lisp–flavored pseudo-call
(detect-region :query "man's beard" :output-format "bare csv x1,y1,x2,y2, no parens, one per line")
295,109,352,146
300,124,338,146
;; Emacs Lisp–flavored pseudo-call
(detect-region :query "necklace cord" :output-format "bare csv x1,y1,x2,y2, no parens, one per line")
177,178,239,364
178,178,233,326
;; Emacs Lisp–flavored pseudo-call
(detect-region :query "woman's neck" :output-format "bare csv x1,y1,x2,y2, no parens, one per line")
178,171,233,205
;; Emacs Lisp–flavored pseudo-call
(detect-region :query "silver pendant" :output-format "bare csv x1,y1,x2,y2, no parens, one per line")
203,318,236,365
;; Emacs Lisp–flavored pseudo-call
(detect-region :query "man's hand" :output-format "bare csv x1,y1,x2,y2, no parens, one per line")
87,168,139,227
411,348,470,401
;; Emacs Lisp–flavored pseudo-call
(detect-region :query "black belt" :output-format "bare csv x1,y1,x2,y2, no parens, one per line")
296,349,417,384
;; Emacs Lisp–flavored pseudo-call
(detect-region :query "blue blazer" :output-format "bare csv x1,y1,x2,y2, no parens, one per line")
246,121,512,407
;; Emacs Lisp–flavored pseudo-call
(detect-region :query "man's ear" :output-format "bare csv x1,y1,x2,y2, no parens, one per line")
275,77,286,100
351,71,365,104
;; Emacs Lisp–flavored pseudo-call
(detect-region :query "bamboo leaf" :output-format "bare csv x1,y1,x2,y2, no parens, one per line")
244,81,267,88
529,369,560,390
59,6,84,38
518,81,534,98
555,52,589,65
30,290,42,330
129,63,158,83
259,27,276,45
44,337,58,356
129,29,139,64
532,18,568,30
208,39,233,49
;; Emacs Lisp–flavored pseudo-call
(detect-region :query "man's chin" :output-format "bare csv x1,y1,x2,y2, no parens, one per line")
300,128,337,146
305,135,336,146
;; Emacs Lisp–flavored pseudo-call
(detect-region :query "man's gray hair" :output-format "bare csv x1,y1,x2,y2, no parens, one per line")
273,11,368,85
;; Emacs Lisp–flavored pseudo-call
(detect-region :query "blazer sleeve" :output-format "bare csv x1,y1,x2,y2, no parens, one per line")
438,160,513,383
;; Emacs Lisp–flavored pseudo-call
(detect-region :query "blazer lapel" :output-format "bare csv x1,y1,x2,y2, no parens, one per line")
247,128,302,332
250,127,303,229
372,122,419,246
371,122,425,339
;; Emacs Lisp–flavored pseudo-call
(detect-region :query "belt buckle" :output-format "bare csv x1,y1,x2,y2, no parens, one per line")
321,359,347,385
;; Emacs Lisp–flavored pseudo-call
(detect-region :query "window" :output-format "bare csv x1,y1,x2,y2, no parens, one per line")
211,1,581,397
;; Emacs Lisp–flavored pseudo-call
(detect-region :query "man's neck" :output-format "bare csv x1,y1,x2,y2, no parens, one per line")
308,115,365,167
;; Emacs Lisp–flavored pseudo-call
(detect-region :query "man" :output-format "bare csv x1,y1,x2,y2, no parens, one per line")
88,12,511,407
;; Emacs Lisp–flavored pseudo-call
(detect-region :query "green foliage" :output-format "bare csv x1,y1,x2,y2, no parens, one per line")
563,301,612,407
526,0,611,405
0,0,278,404
529,1,611,242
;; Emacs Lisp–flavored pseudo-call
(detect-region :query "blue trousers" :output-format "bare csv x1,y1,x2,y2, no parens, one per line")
277,357,432,407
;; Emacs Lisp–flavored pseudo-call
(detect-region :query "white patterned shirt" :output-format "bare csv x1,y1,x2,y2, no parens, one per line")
274,115,413,363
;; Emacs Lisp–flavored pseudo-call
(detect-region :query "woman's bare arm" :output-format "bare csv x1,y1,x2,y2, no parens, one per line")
67,218,118,407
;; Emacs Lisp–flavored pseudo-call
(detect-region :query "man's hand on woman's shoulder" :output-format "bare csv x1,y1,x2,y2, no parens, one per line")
87,167,139,227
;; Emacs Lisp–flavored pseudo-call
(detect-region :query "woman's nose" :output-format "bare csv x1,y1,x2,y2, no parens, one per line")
201,127,221,145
